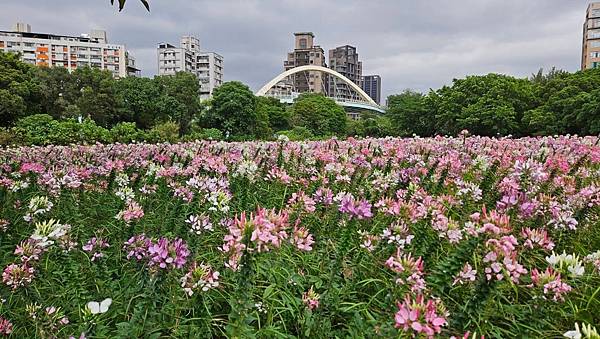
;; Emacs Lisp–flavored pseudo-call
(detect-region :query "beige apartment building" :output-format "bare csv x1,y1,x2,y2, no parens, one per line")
157,35,224,100
283,32,327,94
582,2,600,70
0,23,139,78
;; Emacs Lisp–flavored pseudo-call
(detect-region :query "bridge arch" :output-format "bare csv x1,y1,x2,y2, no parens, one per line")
256,65,379,107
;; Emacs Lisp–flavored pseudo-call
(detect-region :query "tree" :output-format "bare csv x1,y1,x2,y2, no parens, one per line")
0,51,41,126
155,72,202,136
530,67,569,85
290,93,347,137
256,96,290,132
386,90,434,136
523,67,600,135
114,76,161,129
70,67,119,127
34,67,73,119
431,74,535,136
204,81,258,138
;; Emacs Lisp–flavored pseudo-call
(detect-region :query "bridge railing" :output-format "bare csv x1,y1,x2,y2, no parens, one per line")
268,94,377,106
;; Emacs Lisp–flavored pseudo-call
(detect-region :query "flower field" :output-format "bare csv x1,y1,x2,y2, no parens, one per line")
1,136,600,338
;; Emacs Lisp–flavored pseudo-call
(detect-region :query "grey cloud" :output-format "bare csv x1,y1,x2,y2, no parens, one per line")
1,0,591,99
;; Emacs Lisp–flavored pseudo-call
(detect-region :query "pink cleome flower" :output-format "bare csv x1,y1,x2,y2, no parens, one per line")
302,286,320,310
394,294,447,338
148,237,190,269
0,316,13,336
82,237,110,262
530,267,572,302
2,263,35,290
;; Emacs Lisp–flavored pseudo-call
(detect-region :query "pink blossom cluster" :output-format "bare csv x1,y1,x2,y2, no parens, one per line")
483,235,527,283
394,294,448,338
338,193,373,219
148,237,190,269
453,263,477,286
123,235,190,270
266,167,292,184
530,267,572,301
358,230,380,252
302,286,320,310
180,261,220,296
287,191,316,213
521,227,555,251
116,200,145,223
26,304,70,335
221,207,314,271
385,248,426,292
82,237,110,262
2,263,35,290
0,316,13,336
584,251,600,271
14,238,47,263
313,188,334,206
123,234,152,260
291,225,315,251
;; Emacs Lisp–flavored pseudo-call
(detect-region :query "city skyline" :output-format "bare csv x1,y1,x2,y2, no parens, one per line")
1,0,594,99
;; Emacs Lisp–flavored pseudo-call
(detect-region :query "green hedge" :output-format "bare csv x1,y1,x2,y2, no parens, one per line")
0,115,227,146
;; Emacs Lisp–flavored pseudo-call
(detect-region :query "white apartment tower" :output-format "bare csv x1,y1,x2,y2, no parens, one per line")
0,23,138,78
157,35,223,100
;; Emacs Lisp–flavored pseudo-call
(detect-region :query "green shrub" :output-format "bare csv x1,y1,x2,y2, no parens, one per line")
0,127,16,146
13,114,59,145
199,128,224,140
110,122,145,143
48,119,111,145
148,121,180,143
276,126,314,141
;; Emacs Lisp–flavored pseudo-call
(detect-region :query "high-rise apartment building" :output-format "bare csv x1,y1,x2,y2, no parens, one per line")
362,75,382,105
157,35,223,100
283,32,327,94
582,2,600,70
0,23,135,78
328,45,362,100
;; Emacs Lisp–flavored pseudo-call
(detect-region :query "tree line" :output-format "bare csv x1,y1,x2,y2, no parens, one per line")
387,67,600,137
3,49,600,145
2,50,388,145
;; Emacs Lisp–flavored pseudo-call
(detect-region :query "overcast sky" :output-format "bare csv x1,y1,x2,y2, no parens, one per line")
2,0,594,99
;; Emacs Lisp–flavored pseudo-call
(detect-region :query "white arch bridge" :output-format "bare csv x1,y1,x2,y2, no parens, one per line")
256,65,385,114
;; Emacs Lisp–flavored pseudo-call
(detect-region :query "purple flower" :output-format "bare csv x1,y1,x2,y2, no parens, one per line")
148,237,189,269
123,234,151,260
82,237,110,262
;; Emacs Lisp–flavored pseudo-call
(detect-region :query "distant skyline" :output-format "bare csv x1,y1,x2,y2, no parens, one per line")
1,0,594,99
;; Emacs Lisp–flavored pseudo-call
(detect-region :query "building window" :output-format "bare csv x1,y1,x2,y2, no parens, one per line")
592,52,600,58
589,29,600,39
299,38,307,49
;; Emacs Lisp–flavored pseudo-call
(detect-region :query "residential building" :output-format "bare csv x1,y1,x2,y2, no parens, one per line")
582,2,600,70
157,35,223,100
0,22,133,78
328,45,362,100
283,32,327,94
362,75,382,105
197,52,224,99
126,51,141,77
